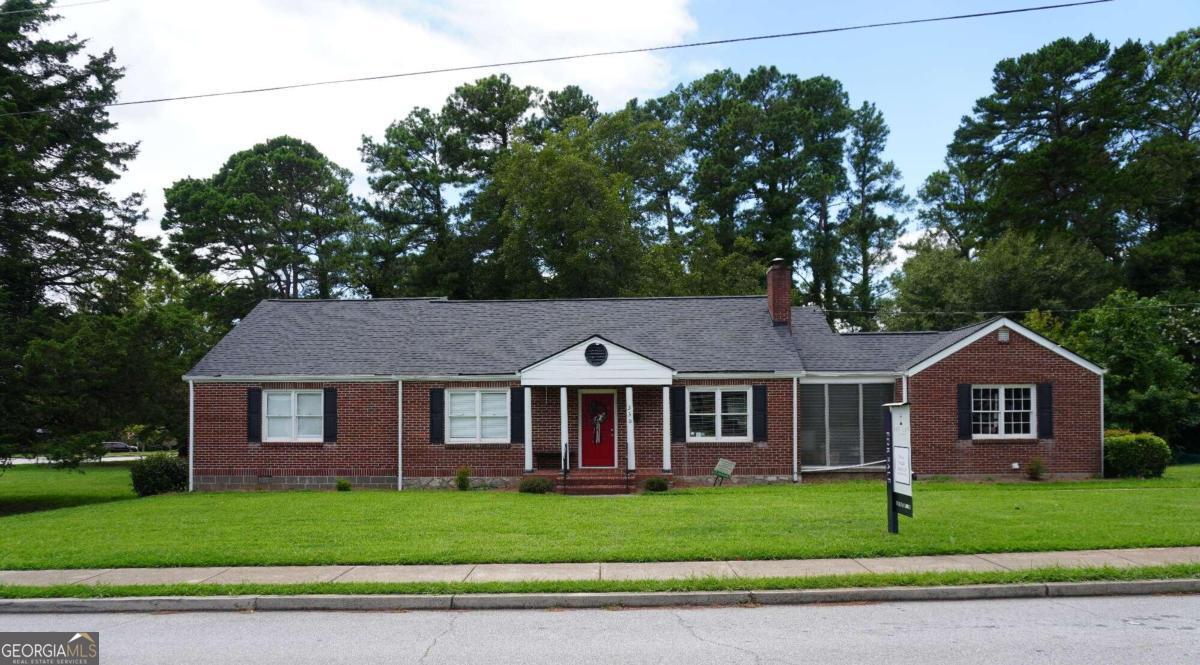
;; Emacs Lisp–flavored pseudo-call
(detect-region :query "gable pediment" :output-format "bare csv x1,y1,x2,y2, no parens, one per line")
520,336,674,386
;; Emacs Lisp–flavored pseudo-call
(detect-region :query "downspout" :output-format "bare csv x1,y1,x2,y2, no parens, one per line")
902,375,909,403
403,376,408,487
187,380,195,492
1099,374,1105,478
791,377,798,482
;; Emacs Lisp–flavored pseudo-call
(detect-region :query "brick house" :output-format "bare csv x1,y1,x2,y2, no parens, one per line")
185,259,1105,492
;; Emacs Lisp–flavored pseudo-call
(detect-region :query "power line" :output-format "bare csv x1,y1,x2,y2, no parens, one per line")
0,0,111,16
1,0,1115,119
819,302,1200,318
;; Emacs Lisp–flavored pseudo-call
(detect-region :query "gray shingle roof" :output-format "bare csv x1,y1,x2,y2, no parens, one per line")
187,298,998,378
188,296,805,377
790,307,994,372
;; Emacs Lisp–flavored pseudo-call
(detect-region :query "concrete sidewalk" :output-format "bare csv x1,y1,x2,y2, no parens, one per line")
1,547,1197,587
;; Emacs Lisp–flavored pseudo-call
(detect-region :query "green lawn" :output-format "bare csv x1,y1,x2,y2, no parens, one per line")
0,462,136,517
0,464,1198,570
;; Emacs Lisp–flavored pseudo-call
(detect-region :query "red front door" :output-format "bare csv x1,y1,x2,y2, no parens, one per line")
580,392,616,467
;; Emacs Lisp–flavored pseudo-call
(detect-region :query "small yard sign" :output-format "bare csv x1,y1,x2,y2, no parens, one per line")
883,402,913,533
713,458,735,486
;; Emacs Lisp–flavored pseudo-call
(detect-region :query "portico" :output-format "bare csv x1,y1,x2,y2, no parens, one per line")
518,336,674,480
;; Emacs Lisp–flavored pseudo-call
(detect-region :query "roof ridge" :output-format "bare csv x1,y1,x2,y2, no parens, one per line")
262,295,766,304
265,297,448,302
434,295,765,303
841,330,943,336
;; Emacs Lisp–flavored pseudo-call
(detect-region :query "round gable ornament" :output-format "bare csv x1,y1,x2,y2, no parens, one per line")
584,342,608,367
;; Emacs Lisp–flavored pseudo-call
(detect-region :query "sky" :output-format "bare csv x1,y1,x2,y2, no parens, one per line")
45,0,1199,240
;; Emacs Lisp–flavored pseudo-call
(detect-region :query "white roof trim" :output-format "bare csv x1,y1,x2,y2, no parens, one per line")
183,374,519,383
905,318,1104,377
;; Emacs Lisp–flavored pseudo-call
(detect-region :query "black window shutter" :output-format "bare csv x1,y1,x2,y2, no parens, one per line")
1037,383,1054,439
957,384,972,440
247,387,262,443
429,388,445,444
669,386,685,442
752,385,768,442
323,388,338,443
510,387,524,443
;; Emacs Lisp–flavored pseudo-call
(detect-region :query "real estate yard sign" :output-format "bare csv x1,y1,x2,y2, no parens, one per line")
884,402,913,533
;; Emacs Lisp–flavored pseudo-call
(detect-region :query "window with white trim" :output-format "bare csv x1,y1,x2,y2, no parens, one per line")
263,390,323,442
971,385,1034,438
447,390,509,443
686,387,751,442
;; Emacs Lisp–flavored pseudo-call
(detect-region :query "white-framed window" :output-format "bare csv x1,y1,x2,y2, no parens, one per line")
447,389,510,443
686,387,751,442
263,390,324,442
971,385,1035,439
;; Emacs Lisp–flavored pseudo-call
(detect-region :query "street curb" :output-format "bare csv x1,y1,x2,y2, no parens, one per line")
0,579,1196,613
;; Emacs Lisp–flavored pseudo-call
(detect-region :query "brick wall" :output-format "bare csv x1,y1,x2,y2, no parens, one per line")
193,378,797,489
906,327,1102,477
193,381,399,490
671,379,793,480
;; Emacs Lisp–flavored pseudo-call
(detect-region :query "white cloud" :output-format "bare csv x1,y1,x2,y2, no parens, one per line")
49,0,696,237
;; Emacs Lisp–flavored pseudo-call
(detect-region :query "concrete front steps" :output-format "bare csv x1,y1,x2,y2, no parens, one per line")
532,469,669,495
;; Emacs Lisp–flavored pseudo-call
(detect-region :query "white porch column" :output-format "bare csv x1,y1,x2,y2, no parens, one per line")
661,385,671,473
523,386,533,472
187,380,194,492
560,386,569,472
626,386,636,471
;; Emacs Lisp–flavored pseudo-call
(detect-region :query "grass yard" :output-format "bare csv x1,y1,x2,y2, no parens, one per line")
0,464,1197,570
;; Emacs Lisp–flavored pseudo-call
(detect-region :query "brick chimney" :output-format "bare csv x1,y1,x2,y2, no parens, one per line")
766,258,791,327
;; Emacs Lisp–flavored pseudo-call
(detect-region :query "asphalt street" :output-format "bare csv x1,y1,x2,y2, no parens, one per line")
1,594,1196,664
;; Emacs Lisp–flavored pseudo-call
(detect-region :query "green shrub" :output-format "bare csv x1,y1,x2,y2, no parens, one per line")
455,466,471,491
335,478,351,492
1105,432,1172,478
129,454,188,497
518,476,555,494
1025,458,1045,481
643,476,670,492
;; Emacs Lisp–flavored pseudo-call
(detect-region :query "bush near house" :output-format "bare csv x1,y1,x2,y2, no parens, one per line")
518,477,555,494
129,454,188,497
455,466,471,491
643,477,670,492
1105,432,1173,478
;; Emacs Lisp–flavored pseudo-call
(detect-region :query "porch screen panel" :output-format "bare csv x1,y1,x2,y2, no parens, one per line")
827,384,861,466
861,383,893,464
799,384,826,467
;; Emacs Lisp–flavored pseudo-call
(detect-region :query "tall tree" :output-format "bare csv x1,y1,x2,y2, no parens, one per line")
441,74,540,298
491,118,643,298
673,69,747,251
886,232,1118,330
590,106,685,241
1123,28,1200,294
941,35,1148,260
840,101,908,330
530,84,600,138
162,136,356,311
0,0,145,464
793,76,851,309
358,107,466,297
